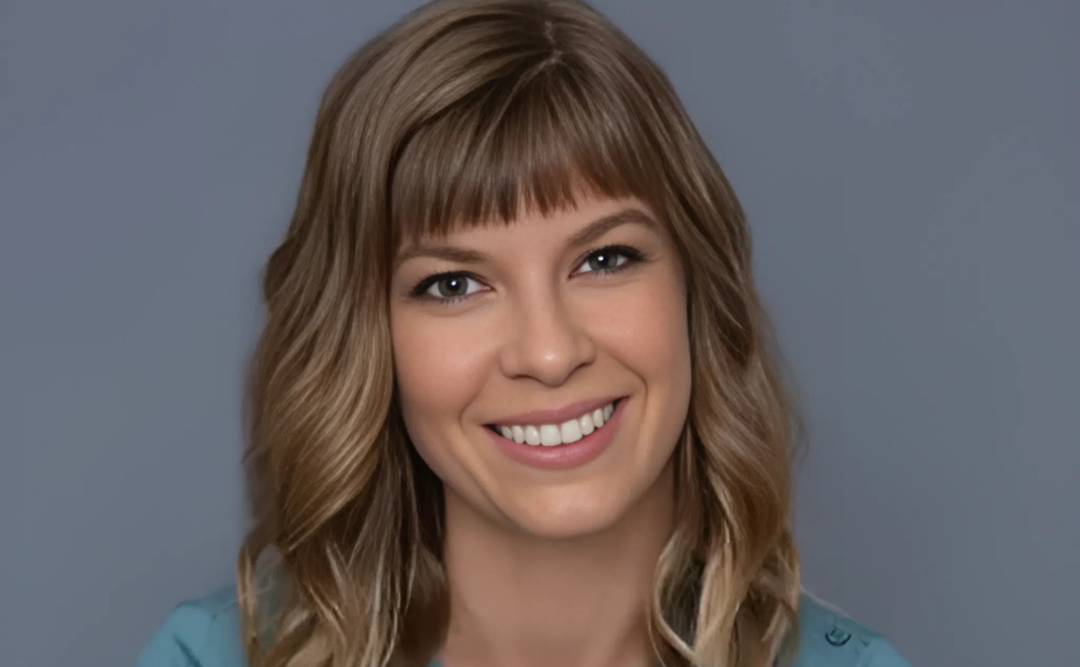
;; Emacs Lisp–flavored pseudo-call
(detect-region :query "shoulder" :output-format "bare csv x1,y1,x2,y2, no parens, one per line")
135,584,247,667
788,591,910,667
136,585,909,667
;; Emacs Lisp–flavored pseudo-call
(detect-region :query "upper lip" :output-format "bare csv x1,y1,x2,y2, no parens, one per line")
487,395,624,427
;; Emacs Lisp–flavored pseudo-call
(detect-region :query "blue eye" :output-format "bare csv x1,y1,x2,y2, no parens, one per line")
577,246,641,274
412,273,484,303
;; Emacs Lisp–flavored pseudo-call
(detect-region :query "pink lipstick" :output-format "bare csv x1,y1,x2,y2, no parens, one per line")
483,397,628,470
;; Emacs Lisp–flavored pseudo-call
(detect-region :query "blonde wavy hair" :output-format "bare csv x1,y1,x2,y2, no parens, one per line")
236,1,804,666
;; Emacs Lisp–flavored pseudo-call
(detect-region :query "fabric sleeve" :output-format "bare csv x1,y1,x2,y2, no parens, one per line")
134,603,215,667
858,637,912,667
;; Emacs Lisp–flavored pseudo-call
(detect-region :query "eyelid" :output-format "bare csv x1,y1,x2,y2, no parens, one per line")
572,245,640,274
410,271,487,301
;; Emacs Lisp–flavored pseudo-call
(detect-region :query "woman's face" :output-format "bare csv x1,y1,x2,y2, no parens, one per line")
389,191,691,539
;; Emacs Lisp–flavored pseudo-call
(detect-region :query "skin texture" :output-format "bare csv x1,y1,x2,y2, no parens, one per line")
389,191,692,667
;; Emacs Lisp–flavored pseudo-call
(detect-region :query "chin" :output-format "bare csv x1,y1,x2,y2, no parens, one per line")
499,489,632,540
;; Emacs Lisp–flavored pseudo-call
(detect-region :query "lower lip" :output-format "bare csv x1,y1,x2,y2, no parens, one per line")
484,398,628,471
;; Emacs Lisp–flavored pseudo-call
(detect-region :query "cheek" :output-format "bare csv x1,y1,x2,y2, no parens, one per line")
604,269,690,385
601,267,692,462
390,309,492,447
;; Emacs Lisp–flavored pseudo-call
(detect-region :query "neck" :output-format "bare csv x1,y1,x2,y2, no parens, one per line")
437,462,674,667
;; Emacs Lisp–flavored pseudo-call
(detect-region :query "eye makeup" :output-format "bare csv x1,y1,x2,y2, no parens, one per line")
407,244,647,306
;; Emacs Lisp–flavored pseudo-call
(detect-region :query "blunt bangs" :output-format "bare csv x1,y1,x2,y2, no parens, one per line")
387,51,669,254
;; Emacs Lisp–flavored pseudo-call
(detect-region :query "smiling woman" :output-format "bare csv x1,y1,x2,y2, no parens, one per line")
390,194,691,544
135,1,908,667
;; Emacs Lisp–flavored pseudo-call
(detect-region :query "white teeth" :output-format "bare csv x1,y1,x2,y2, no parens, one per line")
580,412,595,435
560,418,582,444
492,400,618,447
539,424,561,446
524,425,540,445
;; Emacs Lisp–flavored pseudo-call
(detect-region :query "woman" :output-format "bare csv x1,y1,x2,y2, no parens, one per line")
137,0,909,666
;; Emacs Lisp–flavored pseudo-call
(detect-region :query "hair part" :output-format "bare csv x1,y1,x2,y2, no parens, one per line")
238,1,804,666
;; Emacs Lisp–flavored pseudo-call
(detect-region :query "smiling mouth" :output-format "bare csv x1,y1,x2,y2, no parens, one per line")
485,397,623,447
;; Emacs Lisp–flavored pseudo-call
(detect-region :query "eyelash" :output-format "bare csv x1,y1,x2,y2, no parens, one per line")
409,245,646,306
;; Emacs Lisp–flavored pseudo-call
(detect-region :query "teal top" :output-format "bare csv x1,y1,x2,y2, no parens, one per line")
135,584,909,667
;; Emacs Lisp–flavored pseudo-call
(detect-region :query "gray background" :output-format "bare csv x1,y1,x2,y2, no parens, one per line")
2,1,1076,666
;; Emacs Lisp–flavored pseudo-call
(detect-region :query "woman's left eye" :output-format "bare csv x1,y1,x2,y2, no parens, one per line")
576,246,643,275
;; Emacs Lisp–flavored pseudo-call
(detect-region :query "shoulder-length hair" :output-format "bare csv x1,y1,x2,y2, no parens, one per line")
237,1,803,666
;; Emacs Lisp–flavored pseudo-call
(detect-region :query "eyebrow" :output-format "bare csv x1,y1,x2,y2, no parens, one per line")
393,207,660,270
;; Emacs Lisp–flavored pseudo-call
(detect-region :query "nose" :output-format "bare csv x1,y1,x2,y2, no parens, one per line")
498,281,596,387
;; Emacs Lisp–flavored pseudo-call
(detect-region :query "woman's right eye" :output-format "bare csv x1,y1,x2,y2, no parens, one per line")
412,272,485,303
